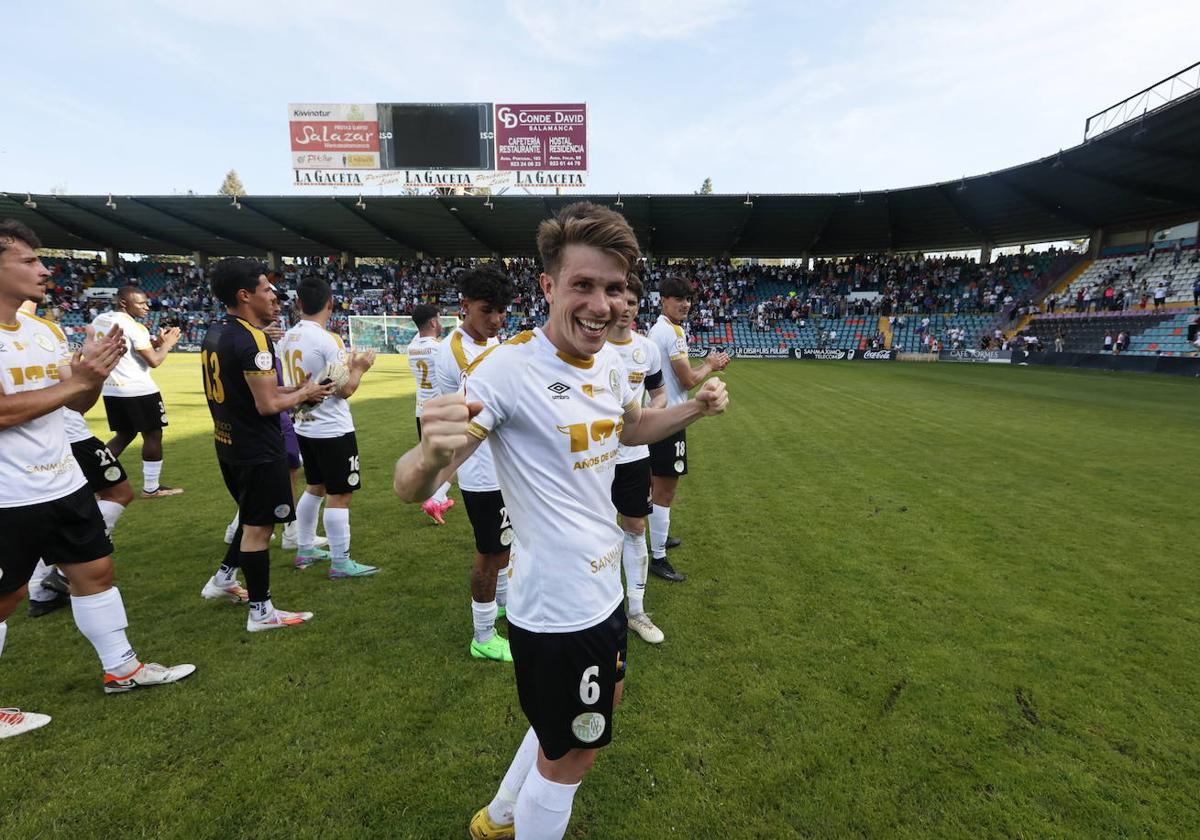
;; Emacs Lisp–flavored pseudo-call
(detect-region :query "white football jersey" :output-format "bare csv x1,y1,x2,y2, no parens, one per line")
91,310,158,397
607,333,663,464
406,334,441,418
435,327,499,492
277,320,354,438
63,407,93,444
649,314,690,406
0,312,87,506
465,328,637,633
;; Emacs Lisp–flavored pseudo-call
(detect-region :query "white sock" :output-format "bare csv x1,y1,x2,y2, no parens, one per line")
28,559,55,602
513,764,580,840
649,504,671,560
96,500,126,536
472,599,497,643
495,564,509,608
432,481,451,504
0,620,7,657
250,598,274,622
227,511,240,532
296,491,323,551
323,507,350,563
70,587,137,674
487,727,539,825
622,530,648,616
142,460,163,493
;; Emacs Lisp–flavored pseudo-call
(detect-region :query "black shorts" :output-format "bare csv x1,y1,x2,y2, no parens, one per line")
297,432,361,495
648,430,688,477
611,458,652,518
0,484,113,595
71,437,128,491
461,489,512,555
509,605,628,761
104,393,167,433
219,457,295,527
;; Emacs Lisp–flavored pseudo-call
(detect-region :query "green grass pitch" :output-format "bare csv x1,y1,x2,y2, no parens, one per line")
2,355,1198,838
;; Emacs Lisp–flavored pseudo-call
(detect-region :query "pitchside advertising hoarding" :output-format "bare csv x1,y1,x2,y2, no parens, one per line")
288,102,587,189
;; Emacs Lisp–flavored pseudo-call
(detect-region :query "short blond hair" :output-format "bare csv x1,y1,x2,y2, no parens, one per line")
537,202,640,279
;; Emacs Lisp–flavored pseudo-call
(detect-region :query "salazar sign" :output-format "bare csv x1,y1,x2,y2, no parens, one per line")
288,102,588,189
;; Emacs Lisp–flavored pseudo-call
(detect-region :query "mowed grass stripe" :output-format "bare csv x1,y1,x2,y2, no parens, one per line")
1,355,1197,838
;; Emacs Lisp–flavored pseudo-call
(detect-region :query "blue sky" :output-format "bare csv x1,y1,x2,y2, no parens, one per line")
3,0,1197,197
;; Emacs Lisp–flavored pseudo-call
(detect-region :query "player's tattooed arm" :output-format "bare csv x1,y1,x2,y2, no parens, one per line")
393,392,483,502
619,377,728,446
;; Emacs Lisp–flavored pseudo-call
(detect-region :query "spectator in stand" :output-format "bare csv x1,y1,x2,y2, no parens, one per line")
1153,281,1167,310
1103,332,1114,353
1193,276,1200,307
1054,330,1064,353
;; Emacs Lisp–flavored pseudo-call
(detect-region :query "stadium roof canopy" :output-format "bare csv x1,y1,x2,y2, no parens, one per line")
5,90,1200,260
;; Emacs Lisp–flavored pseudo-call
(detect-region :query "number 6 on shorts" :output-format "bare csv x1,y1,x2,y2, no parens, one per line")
579,665,600,705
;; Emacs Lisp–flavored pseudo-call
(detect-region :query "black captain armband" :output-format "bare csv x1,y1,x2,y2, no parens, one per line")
644,370,664,391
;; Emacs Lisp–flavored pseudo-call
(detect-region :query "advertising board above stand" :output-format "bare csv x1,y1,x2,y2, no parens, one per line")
288,102,587,190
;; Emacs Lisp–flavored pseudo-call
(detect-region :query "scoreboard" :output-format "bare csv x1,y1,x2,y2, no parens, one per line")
289,102,586,189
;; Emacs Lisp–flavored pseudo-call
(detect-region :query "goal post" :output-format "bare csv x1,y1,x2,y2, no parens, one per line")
348,315,460,353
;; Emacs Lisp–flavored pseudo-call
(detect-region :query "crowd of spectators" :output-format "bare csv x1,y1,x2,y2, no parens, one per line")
34,248,1070,350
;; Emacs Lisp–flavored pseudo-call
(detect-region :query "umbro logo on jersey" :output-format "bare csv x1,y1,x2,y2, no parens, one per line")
547,382,570,395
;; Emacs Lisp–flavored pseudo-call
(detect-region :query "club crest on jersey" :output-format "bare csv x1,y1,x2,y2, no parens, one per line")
609,369,620,394
254,351,273,371
347,472,360,487
104,467,121,482
35,334,54,352
571,712,606,744
632,347,646,364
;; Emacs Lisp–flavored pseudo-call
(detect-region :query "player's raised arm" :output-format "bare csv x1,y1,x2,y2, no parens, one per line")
619,376,728,447
393,392,483,502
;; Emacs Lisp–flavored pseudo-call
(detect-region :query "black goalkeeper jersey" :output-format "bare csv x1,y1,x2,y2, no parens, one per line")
201,315,284,465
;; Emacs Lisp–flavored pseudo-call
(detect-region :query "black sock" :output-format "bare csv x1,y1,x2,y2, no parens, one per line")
217,526,243,579
239,549,271,606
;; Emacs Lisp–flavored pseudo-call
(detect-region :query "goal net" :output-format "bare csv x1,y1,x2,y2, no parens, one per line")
348,315,461,353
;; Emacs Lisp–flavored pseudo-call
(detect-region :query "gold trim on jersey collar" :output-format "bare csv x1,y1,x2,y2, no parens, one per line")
0,321,20,332
555,350,594,370
607,337,633,345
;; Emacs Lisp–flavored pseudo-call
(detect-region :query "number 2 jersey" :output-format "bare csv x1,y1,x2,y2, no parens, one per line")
464,328,636,633
406,334,440,418
0,311,87,506
200,315,284,465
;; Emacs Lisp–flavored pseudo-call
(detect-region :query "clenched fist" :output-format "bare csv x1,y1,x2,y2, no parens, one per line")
419,392,483,469
694,376,729,416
